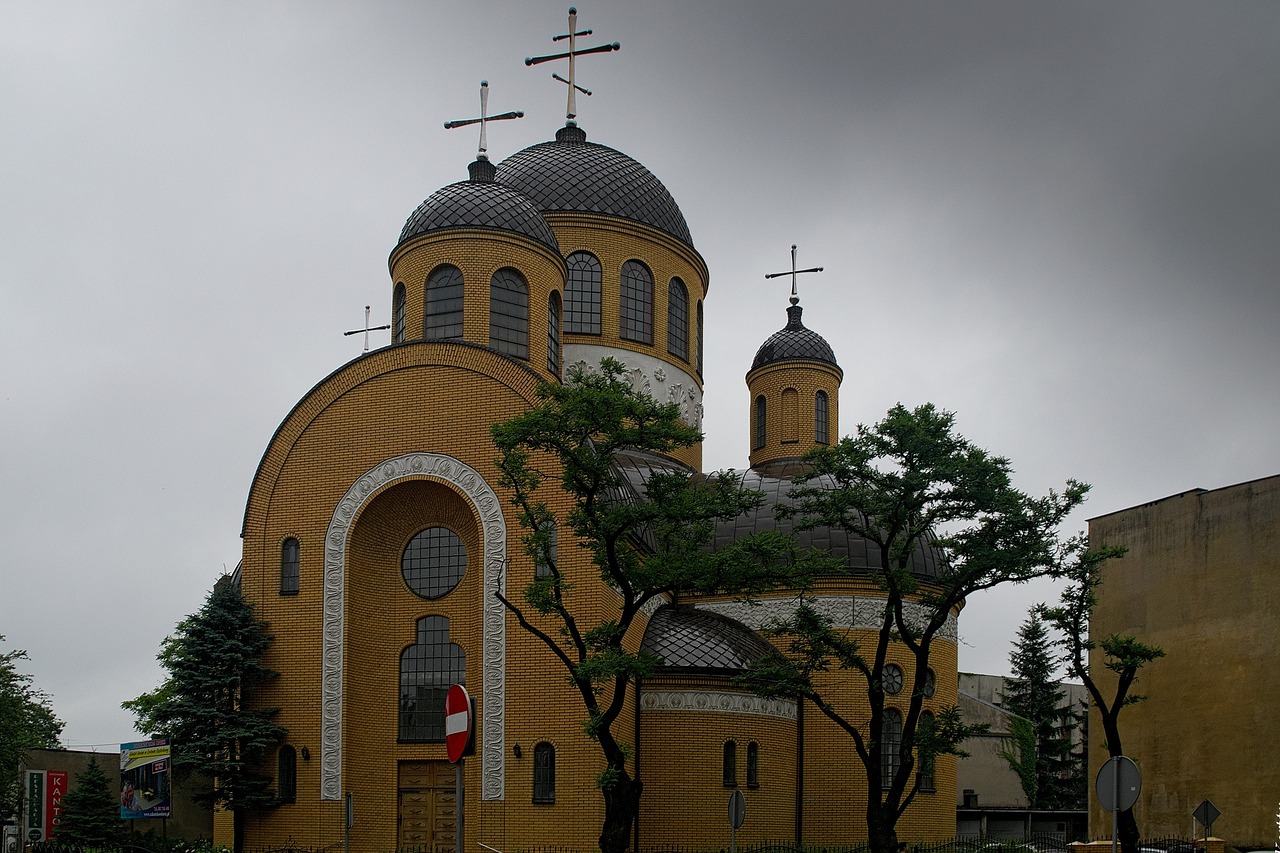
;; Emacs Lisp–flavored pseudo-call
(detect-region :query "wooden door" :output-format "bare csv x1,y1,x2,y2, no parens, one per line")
398,761,457,853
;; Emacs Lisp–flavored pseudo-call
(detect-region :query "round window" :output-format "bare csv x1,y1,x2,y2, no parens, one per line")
882,663,904,695
402,527,466,599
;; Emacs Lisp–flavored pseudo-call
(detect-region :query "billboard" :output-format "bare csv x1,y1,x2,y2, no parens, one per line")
23,769,65,841
120,739,171,819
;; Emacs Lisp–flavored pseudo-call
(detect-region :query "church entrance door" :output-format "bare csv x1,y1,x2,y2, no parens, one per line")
398,761,457,853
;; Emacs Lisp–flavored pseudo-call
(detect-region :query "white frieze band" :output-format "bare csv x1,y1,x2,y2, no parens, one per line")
640,690,797,721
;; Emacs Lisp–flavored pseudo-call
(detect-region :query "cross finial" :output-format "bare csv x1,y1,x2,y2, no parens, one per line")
343,305,391,353
764,245,824,305
443,81,524,159
526,7,620,123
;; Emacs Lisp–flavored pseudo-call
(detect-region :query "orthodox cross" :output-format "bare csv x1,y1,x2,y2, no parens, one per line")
764,245,824,304
526,7,620,122
443,81,524,159
343,305,391,353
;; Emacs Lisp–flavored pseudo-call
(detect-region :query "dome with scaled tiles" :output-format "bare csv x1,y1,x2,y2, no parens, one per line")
396,158,559,253
751,302,838,370
640,605,776,673
496,124,693,248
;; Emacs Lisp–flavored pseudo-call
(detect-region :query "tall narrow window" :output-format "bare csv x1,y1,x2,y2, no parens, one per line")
280,538,299,595
881,708,903,789
425,265,464,340
722,740,737,787
696,301,704,376
815,390,829,445
533,742,556,803
490,268,529,358
667,278,688,360
400,616,466,742
746,741,759,788
534,521,557,579
392,283,407,343
277,745,297,803
917,712,936,792
565,252,602,334
782,388,799,444
547,292,561,376
753,396,767,450
620,260,653,344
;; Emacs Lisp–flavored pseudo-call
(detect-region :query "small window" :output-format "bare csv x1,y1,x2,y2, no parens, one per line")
746,741,759,788
923,668,937,698
392,283,407,343
280,538,299,595
667,278,689,361
815,390,829,445
881,708,903,789
547,292,562,376
620,260,653,344
753,396,767,450
918,712,936,792
533,742,555,803
534,521,557,579
565,252,602,334
277,745,297,803
425,265,464,340
490,268,529,358
882,663,904,695
402,527,466,599
722,740,737,787
696,301,704,376
400,616,466,742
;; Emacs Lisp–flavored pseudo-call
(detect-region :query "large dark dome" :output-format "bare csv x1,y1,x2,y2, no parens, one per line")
496,125,693,247
641,605,775,672
397,160,559,253
751,304,838,370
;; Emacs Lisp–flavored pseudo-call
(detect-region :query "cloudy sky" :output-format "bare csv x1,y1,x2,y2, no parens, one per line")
2,1,1277,750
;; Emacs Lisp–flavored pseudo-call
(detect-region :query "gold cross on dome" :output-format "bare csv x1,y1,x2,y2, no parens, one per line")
443,81,524,159
526,7,620,123
764,245,824,304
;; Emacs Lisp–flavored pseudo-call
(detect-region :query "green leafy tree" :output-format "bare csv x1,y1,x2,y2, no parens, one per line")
1005,612,1080,808
0,637,64,822
55,754,122,847
491,359,809,853
1040,543,1164,853
740,403,1086,853
123,577,286,853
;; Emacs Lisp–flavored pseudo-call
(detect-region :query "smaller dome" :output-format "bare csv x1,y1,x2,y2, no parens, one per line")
641,606,775,672
751,303,838,370
396,159,559,253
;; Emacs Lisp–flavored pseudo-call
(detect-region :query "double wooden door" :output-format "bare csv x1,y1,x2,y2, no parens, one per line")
398,761,457,853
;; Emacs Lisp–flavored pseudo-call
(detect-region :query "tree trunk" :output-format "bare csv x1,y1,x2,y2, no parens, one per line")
233,807,244,853
866,802,899,853
1118,807,1141,853
598,771,642,853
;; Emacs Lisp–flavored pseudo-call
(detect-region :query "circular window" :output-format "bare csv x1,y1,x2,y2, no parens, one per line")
882,663,904,695
923,668,937,698
402,527,466,599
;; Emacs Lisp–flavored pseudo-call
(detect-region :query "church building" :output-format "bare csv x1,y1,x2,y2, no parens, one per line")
230,12,961,851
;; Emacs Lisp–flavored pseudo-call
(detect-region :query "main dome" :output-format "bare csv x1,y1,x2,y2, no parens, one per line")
496,125,694,247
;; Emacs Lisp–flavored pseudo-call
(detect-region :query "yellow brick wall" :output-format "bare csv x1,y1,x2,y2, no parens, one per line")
747,359,843,469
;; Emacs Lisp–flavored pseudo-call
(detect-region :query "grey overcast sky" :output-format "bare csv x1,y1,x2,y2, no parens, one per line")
2,1,1277,750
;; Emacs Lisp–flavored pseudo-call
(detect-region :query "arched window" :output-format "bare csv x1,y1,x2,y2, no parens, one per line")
490,268,529,358
782,388,799,444
881,708,903,789
280,538,299,595
392,283,407,343
533,742,555,803
917,711,936,792
815,390,829,445
425,265,464,340
565,252,601,334
402,527,466,600
722,740,737,787
534,521,557,579
696,301,704,376
400,616,466,742
746,741,759,788
620,260,653,344
277,745,297,804
547,292,561,376
667,278,688,361
753,396,767,450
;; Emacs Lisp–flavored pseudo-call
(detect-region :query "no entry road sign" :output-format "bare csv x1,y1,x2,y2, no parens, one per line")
445,684,471,763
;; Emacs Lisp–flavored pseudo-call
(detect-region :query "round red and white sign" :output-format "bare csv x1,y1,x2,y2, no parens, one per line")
444,684,471,763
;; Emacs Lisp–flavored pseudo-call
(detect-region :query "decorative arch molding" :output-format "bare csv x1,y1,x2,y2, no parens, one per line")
321,452,507,801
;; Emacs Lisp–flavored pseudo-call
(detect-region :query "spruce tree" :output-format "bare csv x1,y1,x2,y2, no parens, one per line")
1005,612,1078,808
56,754,121,847
124,577,286,852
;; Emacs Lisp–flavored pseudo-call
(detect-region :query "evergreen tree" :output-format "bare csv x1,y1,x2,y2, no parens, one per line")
123,577,286,853
1005,612,1079,808
56,754,122,847
0,637,64,822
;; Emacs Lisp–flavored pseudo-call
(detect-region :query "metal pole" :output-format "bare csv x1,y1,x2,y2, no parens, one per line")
457,760,465,853
1111,758,1119,853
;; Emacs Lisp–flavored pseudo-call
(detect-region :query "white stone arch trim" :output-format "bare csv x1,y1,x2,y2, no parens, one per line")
321,452,507,801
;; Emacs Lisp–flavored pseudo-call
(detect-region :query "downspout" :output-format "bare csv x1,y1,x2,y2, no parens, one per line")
795,696,804,845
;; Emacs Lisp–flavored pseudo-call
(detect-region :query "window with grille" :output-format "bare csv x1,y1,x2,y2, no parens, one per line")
565,252,601,334
547,292,561,376
722,740,737,787
277,745,297,803
746,741,759,788
696,301,704,376
533,742,555,803
667,278,688,360
399,616,465,742
815,390,829,444
881,708,903,789
280,538,299,595
490,268,529,359
392,284,407,343
425,265,464,340
402,527,466,599
620,260,653,344
754,396,767,449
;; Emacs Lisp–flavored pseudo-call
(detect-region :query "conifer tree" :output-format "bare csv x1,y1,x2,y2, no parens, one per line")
56,754,121,847
124,577,286,853
1005,612,1079,808
0,638,63,822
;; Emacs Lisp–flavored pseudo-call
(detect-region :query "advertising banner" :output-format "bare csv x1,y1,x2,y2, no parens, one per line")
45,770,67,838
24,770,44,843
120,739,172,819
